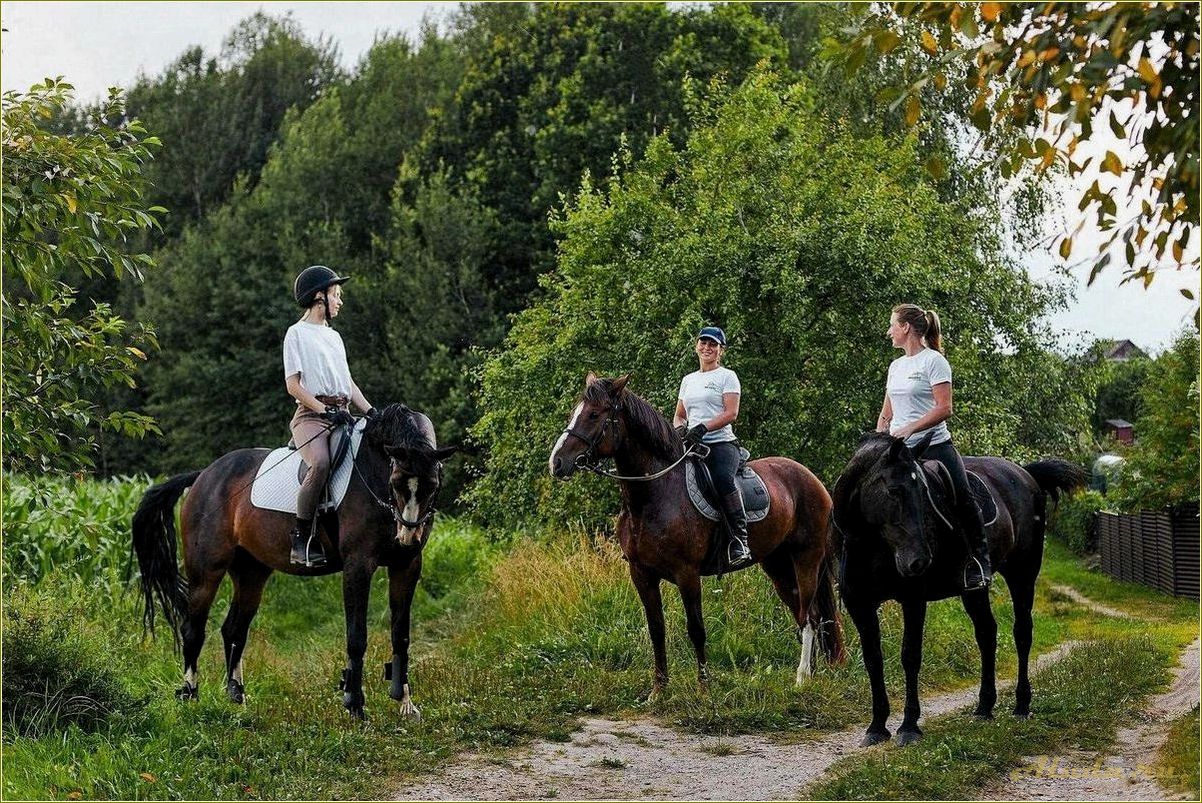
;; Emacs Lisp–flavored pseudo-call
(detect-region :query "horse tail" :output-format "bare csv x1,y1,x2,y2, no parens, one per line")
131,471,201,648
1023,459,1089,506
812,539,847,665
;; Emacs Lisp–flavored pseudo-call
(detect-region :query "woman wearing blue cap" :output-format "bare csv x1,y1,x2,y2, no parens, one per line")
673,326,752,568
283,265,375,567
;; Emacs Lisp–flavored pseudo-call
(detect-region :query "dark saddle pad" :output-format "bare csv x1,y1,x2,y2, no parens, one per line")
921,461,999,527
684,447,770,522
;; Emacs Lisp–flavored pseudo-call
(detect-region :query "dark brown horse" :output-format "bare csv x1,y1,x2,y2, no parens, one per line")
831,432,1087,746
549,374,845,696
131,403,456,719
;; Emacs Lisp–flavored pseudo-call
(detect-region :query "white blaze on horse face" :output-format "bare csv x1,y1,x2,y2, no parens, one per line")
397,477,420,545
796,622,816,684
549,402,585,473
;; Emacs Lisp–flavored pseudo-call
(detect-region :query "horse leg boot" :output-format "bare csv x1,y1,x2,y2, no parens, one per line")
721,491,752,568
289,516,328,568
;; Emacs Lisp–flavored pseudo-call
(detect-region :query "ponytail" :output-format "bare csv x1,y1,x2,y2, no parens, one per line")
893,303,943,353
924,309,942,353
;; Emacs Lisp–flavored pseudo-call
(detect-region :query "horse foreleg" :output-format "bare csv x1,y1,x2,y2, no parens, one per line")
341,560,374,719
848,602,891,746
177,568,223,701
677,571,708,687
220,557,271,704
897,599,927,745
387,556,422,720
961,589,998,719
759,550,814,684
630,562,668,699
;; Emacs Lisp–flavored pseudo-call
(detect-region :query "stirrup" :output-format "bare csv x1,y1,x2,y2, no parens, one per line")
290,528,327,568
727,538,753,568
962,556,991,591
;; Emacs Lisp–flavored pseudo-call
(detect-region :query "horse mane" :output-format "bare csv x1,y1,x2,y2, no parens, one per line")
364,402,434,452
830,431,894,539
583,378,681,460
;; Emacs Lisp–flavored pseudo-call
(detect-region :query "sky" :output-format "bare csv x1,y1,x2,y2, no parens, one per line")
2,1,1198,353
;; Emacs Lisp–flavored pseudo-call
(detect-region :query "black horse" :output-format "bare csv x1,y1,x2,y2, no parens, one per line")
831,432,1087,746
131,403,456,719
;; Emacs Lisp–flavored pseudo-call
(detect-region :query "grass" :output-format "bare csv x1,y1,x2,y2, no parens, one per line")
1154,705,1200,799
3,476,1198,800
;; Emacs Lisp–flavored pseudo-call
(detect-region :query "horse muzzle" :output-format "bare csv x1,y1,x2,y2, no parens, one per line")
549,453,578,480
895,552,931,577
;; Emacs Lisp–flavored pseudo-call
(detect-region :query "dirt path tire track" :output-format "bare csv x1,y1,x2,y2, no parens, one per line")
392,643,1079,801
979,638,1200,802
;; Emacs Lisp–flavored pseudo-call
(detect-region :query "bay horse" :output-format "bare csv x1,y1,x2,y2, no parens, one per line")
831,431,1087,746
131,403,456,719
548,374,846,697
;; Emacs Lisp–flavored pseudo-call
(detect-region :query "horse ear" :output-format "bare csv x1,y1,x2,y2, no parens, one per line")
911,431,934,460
585,370,598,385
431,445,458,462
611,373,631,396
887,436,907,463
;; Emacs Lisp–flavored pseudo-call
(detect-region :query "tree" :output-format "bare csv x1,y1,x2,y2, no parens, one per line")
833,2,1199,295
2,81,161,473
468,70,1087,532
1109,330,1200,509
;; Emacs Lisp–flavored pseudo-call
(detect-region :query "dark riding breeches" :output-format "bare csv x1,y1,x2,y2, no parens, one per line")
703,440,741,498
924,439,988,552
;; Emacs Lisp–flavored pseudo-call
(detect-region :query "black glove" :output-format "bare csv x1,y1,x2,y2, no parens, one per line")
674,424,689,440
321,408,355,428
364,407,378,420
684,424,708,446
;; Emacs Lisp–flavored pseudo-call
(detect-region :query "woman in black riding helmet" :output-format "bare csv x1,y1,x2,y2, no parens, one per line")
283,265,375,568
673,326,752,568
876,303,991,590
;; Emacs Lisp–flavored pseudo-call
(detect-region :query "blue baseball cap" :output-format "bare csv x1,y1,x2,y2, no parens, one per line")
697,326,727,346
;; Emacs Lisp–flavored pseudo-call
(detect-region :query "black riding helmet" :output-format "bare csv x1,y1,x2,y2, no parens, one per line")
294,265,350,308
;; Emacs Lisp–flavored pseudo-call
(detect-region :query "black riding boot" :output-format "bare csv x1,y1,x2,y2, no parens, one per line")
289,517,327,568
960,505,992,591
722,490,753,568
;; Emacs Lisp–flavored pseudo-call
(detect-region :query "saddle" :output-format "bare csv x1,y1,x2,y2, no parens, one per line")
249,419,367,515
919,460,999,529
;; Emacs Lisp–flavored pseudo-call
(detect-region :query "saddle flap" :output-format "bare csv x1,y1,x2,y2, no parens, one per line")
966,470,999,526
684,457,770,523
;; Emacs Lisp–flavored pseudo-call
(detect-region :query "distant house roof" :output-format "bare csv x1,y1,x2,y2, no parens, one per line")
1104,418,1134,429
1104,339,1148,361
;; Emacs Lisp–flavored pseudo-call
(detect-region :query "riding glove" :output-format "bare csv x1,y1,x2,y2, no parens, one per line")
684,424,708,445
321,408,356,428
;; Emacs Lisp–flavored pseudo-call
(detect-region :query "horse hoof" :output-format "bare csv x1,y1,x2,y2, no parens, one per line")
896,728,923,746
175,683,198,701
860,730,891,747
227,680,245,705
344,704,367,721
972,710,994,721
1013,709,1032,720
398,700,422,721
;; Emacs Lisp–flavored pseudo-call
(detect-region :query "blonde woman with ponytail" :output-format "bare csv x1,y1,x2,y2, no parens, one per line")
876,303,991,590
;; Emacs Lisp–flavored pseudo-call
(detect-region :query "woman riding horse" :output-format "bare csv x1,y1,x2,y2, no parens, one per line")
877,304,991,590
673,325,751,568
285,265,376,568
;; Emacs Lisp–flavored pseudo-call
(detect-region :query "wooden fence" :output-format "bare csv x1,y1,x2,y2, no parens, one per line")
1097,502,1200,599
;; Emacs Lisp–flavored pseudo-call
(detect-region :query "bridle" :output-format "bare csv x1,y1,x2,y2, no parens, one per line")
561,399,707,482
352,449,441,530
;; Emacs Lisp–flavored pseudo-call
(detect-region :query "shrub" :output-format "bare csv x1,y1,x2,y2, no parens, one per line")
1046,489,1106,554
2,581,144,737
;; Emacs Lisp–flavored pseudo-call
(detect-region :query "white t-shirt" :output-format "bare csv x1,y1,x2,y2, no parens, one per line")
887,348,952,447
282,320,353,398
678,366,741,444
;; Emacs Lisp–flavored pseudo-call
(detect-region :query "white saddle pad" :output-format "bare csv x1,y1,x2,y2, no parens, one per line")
250,419,367,514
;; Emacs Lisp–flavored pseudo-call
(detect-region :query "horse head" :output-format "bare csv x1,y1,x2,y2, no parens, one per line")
365,403,458,545
549,372,630,479
833,431,937,578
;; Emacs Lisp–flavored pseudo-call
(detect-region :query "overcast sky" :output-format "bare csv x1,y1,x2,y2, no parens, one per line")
2,1,1197,352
